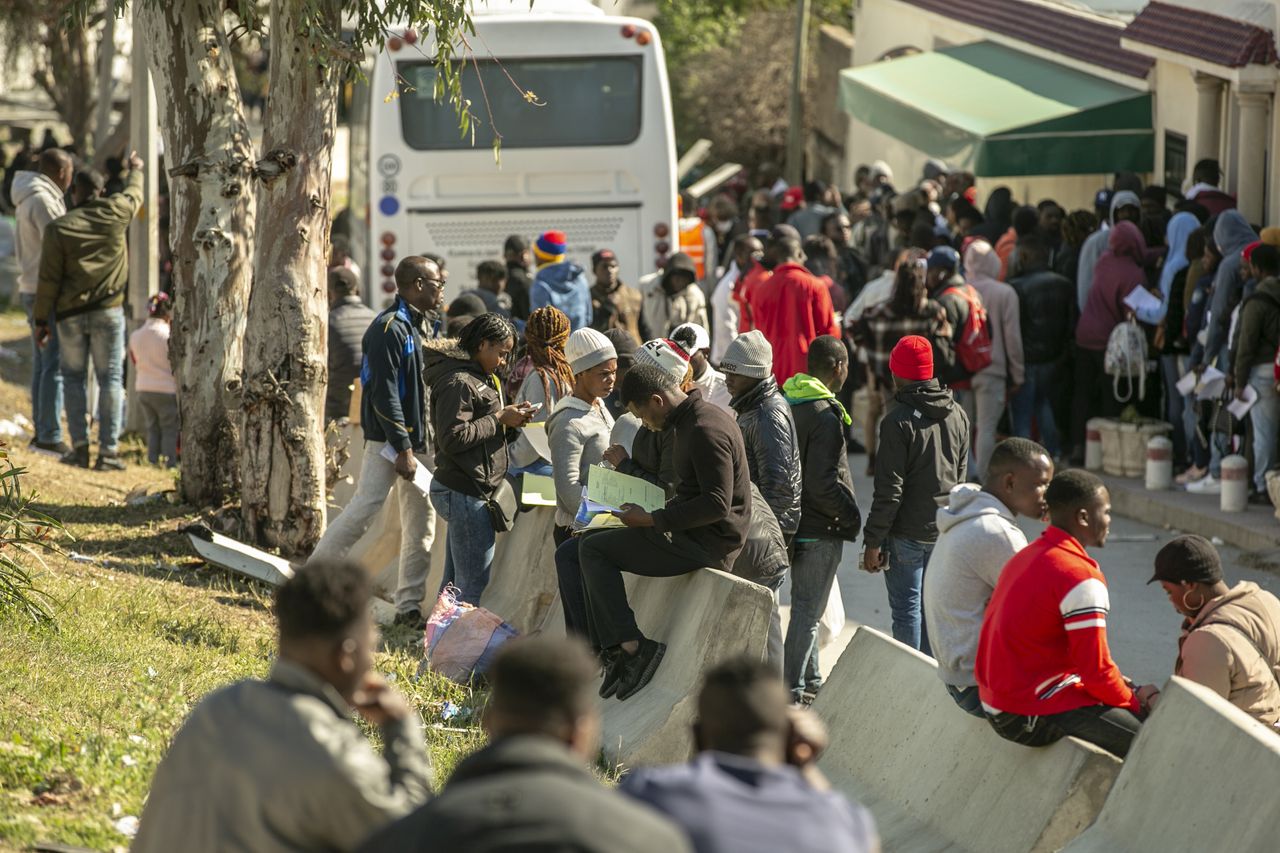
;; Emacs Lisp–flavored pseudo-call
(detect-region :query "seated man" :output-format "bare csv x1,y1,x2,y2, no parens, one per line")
360,636,689,853
620,657,879,853
580,364,752,701
924,438,1052,716
133,560,432,852
976,469,1159,758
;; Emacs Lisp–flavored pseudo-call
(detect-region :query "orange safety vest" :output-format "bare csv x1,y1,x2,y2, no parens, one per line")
678,217,707,280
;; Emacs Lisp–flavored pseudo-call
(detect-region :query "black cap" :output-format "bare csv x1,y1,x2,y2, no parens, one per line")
604,327,638,366
1148,535,1223,585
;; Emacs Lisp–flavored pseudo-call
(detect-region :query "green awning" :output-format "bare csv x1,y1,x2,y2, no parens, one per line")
839,41,1153,176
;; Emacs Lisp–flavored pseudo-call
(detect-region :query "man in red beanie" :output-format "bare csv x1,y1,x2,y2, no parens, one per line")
859,335,970,654
531,229,593,330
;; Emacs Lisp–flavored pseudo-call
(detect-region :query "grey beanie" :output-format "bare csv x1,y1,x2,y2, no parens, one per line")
565,327,617,374
720,330,772,379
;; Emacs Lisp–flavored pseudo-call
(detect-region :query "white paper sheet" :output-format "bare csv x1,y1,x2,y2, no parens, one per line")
522,421,552,461
1227,385,1259,419
1175,371,1198,397
1123,286,1162,315
1195,366,1227,400
380,444,433,494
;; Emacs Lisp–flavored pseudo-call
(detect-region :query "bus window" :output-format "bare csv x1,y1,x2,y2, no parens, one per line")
397,56,643,150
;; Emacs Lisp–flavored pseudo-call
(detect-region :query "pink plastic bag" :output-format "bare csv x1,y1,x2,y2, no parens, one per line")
424,585,518,682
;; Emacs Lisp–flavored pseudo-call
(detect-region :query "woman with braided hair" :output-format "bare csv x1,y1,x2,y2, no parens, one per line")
510,306,575,470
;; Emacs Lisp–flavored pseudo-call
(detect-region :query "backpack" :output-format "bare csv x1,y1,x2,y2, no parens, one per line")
1104,317,1147,402
940,284,993,376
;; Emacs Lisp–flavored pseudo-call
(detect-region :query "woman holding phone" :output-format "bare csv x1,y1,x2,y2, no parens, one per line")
424,313,534,604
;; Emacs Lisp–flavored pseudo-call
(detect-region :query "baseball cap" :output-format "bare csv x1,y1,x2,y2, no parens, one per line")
926,245,960,272
1148,535,1223,585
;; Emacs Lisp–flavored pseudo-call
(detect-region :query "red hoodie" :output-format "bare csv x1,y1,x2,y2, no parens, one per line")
735,265,772,333
1075,220,1147,352
750,261,839,385
976,525,1139,717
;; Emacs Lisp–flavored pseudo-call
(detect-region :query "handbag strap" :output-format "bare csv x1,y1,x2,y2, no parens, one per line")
1198,619,1280,694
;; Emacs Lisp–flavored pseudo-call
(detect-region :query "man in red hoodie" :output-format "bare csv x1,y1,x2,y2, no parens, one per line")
750,233,839,386
975,469,1159,758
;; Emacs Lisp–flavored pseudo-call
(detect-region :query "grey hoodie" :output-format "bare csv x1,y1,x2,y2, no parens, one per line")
921,484,1028,688
10,170,66,296
1199,209,1258,369
1076,190,1139,312
545,394,614,529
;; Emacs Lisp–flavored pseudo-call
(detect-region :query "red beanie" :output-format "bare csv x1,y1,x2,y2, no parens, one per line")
889,335,933,381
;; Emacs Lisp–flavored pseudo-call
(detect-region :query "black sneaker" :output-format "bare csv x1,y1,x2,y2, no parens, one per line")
94,453,126,472
33,440,72,456
392,608,426,631
598,649,625,699
60,445,90,468
615,639,666,701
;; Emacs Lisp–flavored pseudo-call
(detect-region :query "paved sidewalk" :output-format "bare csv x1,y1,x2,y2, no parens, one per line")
1099,473,1280,555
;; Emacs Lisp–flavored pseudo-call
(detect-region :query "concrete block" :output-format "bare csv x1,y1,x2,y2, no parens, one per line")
552,568,774,769
186,527,294,586
1064,676,1280,853
813,628,1120,853
479,507,561,634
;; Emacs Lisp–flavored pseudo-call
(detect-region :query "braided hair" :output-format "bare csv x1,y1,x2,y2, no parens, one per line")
458,312,515,358
523,306,574,402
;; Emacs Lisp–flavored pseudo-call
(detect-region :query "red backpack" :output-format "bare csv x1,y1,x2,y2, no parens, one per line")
941,283,994,376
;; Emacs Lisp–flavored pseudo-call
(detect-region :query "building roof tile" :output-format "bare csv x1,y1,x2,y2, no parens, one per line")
901,0,1152,78
1123,1,1278,69
901,0,1154,79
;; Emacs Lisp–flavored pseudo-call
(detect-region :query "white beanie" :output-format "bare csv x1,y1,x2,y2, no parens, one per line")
565,328,617,374
720,330,772,379
635,338,692,384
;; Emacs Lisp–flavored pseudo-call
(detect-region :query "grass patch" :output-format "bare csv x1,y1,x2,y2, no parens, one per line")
0,312,486,852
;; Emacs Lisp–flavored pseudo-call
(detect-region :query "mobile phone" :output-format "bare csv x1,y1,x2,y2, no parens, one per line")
522,401,543,414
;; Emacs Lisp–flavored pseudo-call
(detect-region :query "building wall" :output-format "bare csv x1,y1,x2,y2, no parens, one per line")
808,24,855,186
1150,57,1200,192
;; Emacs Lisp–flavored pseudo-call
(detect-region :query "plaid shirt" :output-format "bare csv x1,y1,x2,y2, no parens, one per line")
853,298,946,387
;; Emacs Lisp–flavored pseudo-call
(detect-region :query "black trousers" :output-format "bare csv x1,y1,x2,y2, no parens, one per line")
1071,345,1123,458
986,704,1142,759
578,527,712,650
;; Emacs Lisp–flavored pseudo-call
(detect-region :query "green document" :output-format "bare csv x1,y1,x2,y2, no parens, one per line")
586,466,666,513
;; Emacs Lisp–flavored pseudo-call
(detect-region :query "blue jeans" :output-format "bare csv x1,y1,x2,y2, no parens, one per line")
782,537,843,699
1249,362,1279,492
58,306,125,454
20,293,63,444
429,480,496,604
883,536,933,655
947,684,984,718
1011,361,1060,458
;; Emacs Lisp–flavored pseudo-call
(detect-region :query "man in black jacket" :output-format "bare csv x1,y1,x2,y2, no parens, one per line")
310,256,444,630
358,636,690,853
1007,234,1077,459
581,364,752,701
780,336,861,702
503,234,532,321
721,330,802,538
326,267,376,423
860,335,969,654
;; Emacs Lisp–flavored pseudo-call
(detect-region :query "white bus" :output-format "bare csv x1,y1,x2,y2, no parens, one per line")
348,0,678,306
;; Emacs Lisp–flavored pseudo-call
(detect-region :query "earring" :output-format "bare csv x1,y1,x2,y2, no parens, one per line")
1182,588,1206,611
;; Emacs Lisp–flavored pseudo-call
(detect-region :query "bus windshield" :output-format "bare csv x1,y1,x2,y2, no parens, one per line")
397,56,643,150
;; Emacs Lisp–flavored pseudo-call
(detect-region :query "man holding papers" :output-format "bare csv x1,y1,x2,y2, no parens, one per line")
579,363,753,701
1229,243,1280,498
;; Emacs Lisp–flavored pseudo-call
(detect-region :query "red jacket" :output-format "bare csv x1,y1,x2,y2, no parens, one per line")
735,265,772,333
750,262,839,385
976,525,1139,717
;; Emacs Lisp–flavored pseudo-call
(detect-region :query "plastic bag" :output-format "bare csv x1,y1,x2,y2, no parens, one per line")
818,584,846,647
424,585,519,682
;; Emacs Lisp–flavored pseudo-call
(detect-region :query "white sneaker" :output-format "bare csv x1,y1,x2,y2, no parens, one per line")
1186,474,1221,495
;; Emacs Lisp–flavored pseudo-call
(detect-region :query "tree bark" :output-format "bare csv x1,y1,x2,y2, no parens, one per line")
137,0,255,506
240,0,339,554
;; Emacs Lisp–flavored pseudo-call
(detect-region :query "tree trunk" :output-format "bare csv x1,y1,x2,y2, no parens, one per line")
137,0,255,506
239,0,339,555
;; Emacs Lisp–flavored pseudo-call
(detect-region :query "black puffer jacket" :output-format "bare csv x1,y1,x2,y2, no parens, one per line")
729,377,802,536
791,397,861,541
1008,266,1078,365
863,379,969,549
423,339,516,495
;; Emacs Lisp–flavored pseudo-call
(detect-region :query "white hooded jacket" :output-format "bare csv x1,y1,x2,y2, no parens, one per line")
10,170,67,296
922,483,1028,688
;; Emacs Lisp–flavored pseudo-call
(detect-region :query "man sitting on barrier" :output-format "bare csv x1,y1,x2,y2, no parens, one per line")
619,657,880,853
976,469,1159,758
580,363,752,701
924,438,1052,716
360,635,690,853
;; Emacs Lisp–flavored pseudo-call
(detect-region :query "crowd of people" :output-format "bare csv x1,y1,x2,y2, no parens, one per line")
15,131,1280,848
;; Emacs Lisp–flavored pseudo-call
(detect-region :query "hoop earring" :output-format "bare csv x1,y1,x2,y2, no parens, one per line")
1182,588,1206,611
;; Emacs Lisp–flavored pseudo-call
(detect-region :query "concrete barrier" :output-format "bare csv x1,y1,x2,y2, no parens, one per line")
543,565,775,769
478,507,561,634
813,628,1121,853
1064,676,1280,853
